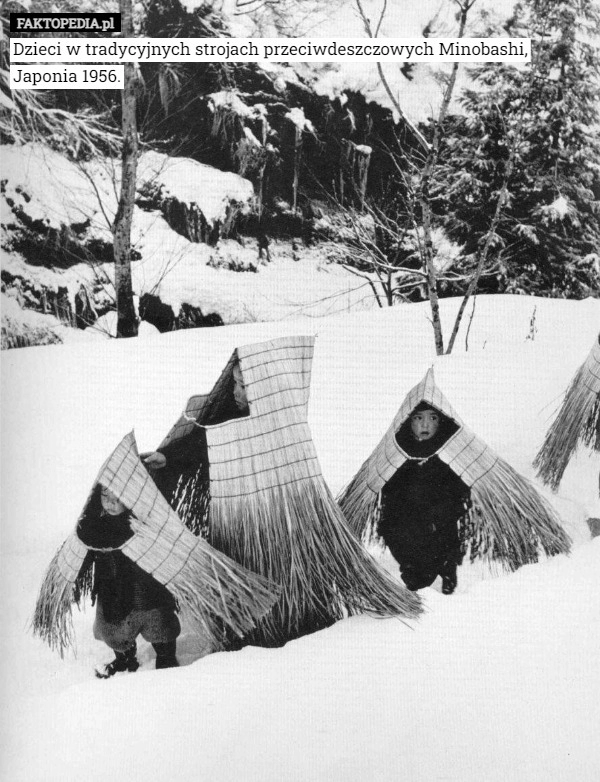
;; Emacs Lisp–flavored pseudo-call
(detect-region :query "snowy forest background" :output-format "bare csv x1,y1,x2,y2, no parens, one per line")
1,2,600,781
2,0,599,349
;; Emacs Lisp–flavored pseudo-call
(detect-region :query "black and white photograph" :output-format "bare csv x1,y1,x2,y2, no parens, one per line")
1,1,599,780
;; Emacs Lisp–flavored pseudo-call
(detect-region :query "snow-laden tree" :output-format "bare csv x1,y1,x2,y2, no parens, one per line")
437,0,600,298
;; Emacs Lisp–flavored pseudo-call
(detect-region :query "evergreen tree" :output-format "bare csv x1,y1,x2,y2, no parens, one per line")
437,0,600,297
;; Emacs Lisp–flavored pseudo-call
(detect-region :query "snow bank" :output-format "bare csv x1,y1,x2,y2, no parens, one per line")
129,236,378,325
3,542,599,782
1,144,254,243
208,90,267,122
138,150,255,227
285,107,315,133
1,143,115,241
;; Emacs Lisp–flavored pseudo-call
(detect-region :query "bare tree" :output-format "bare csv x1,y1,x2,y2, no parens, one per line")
417,0,477,354
354,0,561,356
112,0,139,338
354,0,430,154
355,0,477,354
331,198,476,307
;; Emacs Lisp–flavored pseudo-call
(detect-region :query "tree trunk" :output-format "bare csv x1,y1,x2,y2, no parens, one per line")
292,125,302,212
356,146,371,210
445,163,513,354
417,1,471,355
112,0,138,338
420,178,445,354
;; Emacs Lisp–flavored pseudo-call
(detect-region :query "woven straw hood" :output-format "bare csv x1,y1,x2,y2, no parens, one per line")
158,335,422,646
338,368,571,570
32,432,280,656
534,334,600,492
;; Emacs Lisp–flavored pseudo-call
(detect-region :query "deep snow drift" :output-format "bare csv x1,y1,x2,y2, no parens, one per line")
1,294,599,781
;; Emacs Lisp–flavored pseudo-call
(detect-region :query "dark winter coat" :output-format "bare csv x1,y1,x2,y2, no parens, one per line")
155,424,209,504
154,393,248,506
379,424,470,574
77,489,176,623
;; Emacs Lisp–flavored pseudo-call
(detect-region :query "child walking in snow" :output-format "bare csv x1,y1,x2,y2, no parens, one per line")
78,484,180,677
33,432,279,670
378,402,470,594
339,368,570,595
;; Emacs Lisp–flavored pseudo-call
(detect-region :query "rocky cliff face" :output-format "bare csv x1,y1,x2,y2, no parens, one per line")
1,143,260,340
2,46,409,346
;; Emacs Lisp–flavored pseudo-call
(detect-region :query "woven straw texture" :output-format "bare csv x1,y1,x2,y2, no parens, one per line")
32,432,280,656
338,368,571,570
535,334,600,492
158,335,422,646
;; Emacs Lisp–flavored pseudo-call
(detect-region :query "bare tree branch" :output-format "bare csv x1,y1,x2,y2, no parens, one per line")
354,0,431,154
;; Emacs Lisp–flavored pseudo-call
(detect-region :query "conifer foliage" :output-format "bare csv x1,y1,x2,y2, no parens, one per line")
436,0,600,297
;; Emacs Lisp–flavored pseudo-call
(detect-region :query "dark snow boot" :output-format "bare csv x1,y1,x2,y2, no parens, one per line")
153,641,179,670
441,561,458,595
400,564,437,591
95,643,139,679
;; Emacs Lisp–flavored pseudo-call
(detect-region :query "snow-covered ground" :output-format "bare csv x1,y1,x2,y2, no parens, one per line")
2,142,380,338
1,294,599,781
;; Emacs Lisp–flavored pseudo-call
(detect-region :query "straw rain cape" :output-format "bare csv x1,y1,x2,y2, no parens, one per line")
32,432,280,656
338,368,571,571
157,336,421,647
534,334,600,493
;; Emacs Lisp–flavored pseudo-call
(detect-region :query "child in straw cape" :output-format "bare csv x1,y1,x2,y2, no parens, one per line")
338,368,571,590
32,432,280,670
142,359,248,518
534,333,600,494
79,484,181,677
380,402,470,594
144,335,422,647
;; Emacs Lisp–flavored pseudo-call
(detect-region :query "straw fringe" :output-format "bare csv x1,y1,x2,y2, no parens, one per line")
126,514,281,644
32,541,92,657
534,336,600,491
210,476,422,647
172,472,210,536
468,458,571,568
338,466,381,542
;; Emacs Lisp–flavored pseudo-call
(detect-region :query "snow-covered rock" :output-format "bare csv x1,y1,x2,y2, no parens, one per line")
137,150,255,244
216,0,522,123
1,143,115,243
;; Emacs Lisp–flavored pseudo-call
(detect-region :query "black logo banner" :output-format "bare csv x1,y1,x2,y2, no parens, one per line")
10,14,121,33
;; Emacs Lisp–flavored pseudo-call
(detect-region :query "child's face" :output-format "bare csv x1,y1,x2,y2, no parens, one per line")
232,364,248,410
100,486,126,516
410,408,440,441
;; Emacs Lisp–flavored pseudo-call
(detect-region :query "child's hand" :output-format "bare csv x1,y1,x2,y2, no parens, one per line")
141,451,167,469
